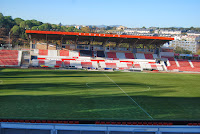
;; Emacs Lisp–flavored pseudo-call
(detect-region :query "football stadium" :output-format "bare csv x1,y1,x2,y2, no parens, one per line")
0,30,200,134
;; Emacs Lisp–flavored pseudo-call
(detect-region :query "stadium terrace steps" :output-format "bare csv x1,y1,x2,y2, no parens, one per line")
167,59,200,72
168,58,177,67
0,50,19,66
31,59,164,71
31,49,164,71
191,60,200,68
177,59,191,67
188,60,194,68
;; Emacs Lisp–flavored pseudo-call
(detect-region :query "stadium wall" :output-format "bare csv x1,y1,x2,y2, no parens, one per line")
0,122,200,134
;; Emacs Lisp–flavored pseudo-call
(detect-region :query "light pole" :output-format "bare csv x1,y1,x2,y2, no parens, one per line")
9,31,10,45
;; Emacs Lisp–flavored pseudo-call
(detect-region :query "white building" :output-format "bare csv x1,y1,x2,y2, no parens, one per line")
172,35,200,42
124,28,152,34
187,31,200,36
181,35,200,42
169,40,198,53
155,30,182,35
116,26,126,30
75,25,82,29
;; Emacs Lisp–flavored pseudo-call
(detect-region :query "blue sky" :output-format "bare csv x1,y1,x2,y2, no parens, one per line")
1,0,200,28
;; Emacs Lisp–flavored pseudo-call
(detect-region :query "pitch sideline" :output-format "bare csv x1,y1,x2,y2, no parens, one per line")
103,73,153,119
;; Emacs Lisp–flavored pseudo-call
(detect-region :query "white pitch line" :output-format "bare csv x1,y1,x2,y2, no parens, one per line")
103,73,153,119
86,83,90,88
146,86,150,91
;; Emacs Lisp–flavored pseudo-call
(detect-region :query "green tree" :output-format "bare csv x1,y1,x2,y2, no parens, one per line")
38,23,52,31
3,16,15,29
30,19,43,26
14,18,24,26
20,21,28,29
10,25,21,36
51,24,58,30
20,20,34,29
81,27,91,33
20,33,27,40
174,46,192,54
0,13,4,28
31,26,38,30
67,26,76,32
106,26,112,30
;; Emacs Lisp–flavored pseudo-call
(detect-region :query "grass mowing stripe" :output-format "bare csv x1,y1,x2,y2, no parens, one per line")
103,72,154,119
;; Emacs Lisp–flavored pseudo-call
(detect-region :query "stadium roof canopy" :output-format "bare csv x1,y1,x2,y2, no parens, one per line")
26,30,174,46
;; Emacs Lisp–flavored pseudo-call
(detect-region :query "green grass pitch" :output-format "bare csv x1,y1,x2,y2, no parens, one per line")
0,68,200,121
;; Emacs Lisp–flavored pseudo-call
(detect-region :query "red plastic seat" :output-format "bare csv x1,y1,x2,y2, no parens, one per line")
107,52,117,58
125,53,135,59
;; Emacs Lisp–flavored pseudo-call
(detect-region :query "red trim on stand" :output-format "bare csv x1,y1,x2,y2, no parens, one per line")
26,30,174,41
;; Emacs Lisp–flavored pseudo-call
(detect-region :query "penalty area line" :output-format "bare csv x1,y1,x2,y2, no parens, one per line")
103,73,153,119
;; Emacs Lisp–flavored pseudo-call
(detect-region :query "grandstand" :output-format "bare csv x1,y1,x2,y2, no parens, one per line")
1,30,200,72
1,30,200,133
21,30,176,71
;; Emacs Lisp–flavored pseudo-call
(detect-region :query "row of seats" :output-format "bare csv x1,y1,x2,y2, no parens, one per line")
107,52,158,60
0,60,19,65
31,59,163,71
191,60,200,68
167,58,200,72
39,50,80,58
37,49,158,60
0,50,19,66
107,52,135,59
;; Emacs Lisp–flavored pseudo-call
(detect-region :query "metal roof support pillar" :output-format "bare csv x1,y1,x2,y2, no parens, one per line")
46,34,48,50
102,38,109,51
29,35,32,65
75,36,79,50
60,36,63,50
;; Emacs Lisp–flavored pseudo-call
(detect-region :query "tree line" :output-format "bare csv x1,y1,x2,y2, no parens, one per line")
0,13,95,47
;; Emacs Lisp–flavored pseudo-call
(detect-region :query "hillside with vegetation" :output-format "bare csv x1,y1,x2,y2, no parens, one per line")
0,13,85,47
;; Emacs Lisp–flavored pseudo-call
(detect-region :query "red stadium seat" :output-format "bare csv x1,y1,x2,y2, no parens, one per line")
60,50,69,56
39,49,48,55
125,53,135,59
81,62,92,68
107,52,117,58
105,63,117,68
144,54,154,59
